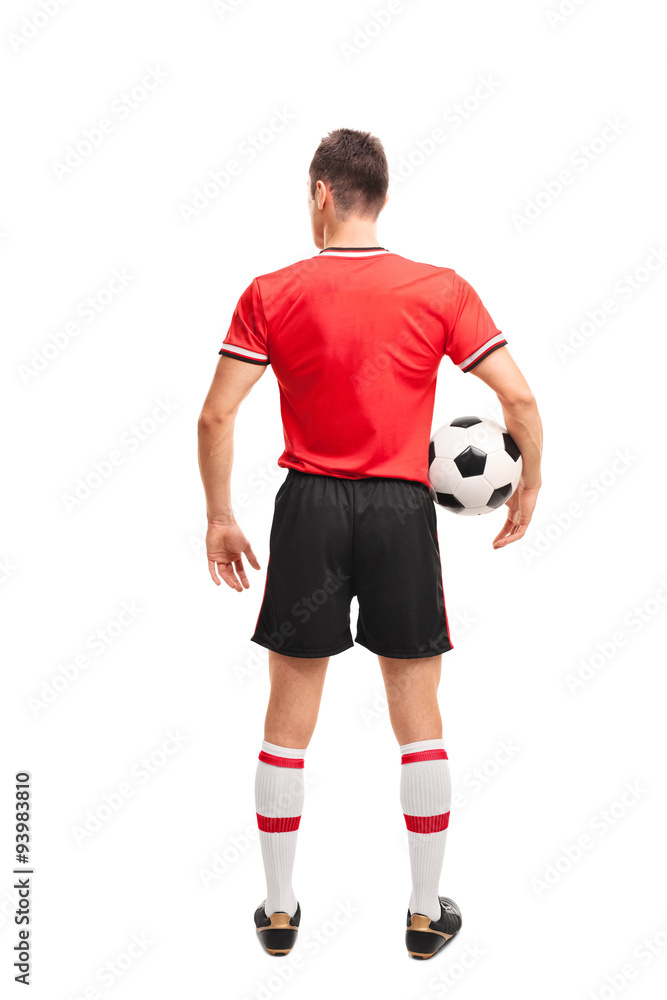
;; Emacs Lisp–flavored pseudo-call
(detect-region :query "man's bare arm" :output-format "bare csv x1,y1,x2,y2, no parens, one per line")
471,346,543,549
198,355,266,589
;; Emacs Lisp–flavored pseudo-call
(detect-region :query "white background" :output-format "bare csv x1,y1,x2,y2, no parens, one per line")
2,0,666,997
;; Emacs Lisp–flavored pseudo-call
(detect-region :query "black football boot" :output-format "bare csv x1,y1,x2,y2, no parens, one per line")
405,896,462,959
254,900,301,956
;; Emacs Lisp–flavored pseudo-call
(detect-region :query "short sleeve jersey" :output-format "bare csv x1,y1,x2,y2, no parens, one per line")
220,247,506,487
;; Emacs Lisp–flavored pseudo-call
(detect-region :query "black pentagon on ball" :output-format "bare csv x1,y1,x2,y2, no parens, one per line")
488,483,513,508
428,440,436,466
454,446,486,478
503,432,521,462
450,415,482,428
435,492,465,509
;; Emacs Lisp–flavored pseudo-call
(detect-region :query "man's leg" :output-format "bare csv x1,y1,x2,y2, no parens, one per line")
255,652,329,917
379,655,451,922
378,654,442,745
264,651,329,746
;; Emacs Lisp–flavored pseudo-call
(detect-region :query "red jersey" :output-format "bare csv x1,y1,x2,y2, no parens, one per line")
219,247,506,487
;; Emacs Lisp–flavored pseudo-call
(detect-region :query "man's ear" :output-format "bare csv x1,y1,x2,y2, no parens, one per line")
316,179,328,211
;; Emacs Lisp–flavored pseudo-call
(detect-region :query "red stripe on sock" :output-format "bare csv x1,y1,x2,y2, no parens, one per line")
401,749,448,765
257,813,301,832
404,811,450,833
258,750,304,768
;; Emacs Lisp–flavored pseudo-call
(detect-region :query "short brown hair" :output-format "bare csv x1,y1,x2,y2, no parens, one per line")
309,128,388,220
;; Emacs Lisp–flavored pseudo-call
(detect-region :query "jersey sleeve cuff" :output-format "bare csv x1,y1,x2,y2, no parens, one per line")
219,345,270,365
459,334,507,372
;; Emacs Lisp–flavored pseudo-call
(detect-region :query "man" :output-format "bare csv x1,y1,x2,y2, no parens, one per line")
198,129,543,960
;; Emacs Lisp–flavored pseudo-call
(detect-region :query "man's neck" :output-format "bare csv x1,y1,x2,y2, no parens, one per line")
322,221,381,249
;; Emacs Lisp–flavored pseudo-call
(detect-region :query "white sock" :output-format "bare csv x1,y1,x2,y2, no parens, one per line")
255,740,306,918
400,738,451,922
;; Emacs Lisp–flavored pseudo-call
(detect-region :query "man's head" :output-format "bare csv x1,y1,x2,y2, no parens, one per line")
307,128,389,247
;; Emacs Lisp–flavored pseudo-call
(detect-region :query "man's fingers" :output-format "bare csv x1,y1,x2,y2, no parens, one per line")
499,528,525,547
493,516,520,547
234,557,250,589
492,517,513,547
206,535,260,588
244,544,261,571
493,521,528,548
218,562,242,591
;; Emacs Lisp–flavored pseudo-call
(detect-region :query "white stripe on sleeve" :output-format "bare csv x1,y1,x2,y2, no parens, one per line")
458,333,506,371
221,343,269,361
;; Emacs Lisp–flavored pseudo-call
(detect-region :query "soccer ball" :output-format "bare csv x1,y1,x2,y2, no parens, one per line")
428,416,522,515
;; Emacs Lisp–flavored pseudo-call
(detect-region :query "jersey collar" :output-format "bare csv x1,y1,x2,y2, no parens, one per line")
317,246,391,258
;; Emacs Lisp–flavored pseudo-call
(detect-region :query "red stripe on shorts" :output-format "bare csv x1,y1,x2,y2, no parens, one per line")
258,750,304,768
403,811,450,833
257,813,301,833
401,749,448,765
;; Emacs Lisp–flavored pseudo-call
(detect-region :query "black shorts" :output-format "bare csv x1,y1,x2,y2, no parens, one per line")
251,469,453,659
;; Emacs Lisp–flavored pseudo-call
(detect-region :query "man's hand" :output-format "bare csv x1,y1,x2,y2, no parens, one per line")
492,484,540,549
470,347,543,551
206,521,261,590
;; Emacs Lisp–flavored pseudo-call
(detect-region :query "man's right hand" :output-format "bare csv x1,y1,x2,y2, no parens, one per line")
206,521,261,590
492,484,540,549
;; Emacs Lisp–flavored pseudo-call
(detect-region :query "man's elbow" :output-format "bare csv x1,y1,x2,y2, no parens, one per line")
499,387,538,411
198,405,235,431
